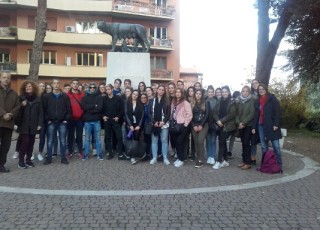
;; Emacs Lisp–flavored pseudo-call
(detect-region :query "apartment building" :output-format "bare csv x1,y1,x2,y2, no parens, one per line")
0,0,180,90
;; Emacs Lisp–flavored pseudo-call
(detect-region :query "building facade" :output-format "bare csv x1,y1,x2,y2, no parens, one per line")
0,0,180,90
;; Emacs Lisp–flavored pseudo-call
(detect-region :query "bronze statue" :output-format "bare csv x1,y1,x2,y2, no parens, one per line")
97,21,150,52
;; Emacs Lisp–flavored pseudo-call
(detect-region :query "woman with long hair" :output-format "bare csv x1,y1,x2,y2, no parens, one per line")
124,90,144,164
250,79,260,164
215,87,222,100
213,85,237,169
252,83,283,170
186,86,195,160
237,85,255,170
140,92,151,160
170,88,192,167
148,85,171,165
138,81,146,94
17,81,43,168
145,86,154,100
206,86,218,165
191,89,209,168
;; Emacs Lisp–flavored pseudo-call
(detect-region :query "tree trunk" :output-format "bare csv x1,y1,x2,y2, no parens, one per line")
256,0,295,85
28,0,47,81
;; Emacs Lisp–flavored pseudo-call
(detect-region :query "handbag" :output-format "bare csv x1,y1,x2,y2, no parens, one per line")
144,122,153,135
169,119,183,134
126,139,147,158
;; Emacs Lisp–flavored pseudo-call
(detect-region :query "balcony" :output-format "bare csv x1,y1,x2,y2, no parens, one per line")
17,63,106,78
0,62,17,72
112,0,175,19
150,38,173,50
0,27,17,39
151,69,173,80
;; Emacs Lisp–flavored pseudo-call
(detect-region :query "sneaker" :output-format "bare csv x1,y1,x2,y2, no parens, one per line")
31,154,35,161
195,161,203,168
173,159,179,165
43,158,52,165
130,158,137,165
52,153,57,158
12,151,19,159
221,160,230,168
25,162,35,168
207,157,212,164
174,160,184,168
163,158,170,165
82,156,88,161
37,153,44,161
97,156,104,161
18,163,28,169
211,158,216,165
92,149,97,156
150,158,157,165
78,152,84,159
61,158,70,165
213,162,221,169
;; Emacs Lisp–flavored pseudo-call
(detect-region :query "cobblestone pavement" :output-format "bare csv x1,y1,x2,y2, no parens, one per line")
0,137,319,229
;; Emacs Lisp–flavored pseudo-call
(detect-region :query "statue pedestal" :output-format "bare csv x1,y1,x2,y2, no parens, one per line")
106,52,151,89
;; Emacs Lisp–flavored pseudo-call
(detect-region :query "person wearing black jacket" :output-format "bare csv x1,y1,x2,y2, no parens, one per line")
102,84,124,160
81,82,103,160
191,89,209,168
42,79,71,165
16,81,43,168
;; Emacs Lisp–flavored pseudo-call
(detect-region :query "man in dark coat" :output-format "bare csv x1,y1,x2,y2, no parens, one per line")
0,71,20,172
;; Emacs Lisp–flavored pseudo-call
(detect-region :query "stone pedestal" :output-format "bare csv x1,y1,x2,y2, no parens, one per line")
106,52,151,90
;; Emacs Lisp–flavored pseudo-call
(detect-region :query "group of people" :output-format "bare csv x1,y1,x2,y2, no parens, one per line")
0,70,283,173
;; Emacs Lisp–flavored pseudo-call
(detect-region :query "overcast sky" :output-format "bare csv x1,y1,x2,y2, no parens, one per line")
180,0,259,90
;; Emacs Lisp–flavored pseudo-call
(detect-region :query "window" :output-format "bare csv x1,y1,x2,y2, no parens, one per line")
76,21,101,34
47,17,57,31
76,53,103,66
155,0,166,7
28,50,56,64
150,56,167,69
0,53,10,63
149,27,167,39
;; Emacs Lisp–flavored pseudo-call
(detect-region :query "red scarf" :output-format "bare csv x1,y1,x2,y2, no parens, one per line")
259,95,268,124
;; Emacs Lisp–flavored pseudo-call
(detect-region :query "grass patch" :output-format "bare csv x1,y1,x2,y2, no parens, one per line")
288,128,320,138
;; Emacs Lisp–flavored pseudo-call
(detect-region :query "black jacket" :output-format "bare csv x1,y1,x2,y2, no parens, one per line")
17,95,43,135
148,97,171,124
102,95,124,123
192,101,209,127
125,101,144,127
42,92,71,123
81,93,103,122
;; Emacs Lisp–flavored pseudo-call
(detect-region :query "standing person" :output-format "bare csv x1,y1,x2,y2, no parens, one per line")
167,82,176,157
42,79,71,165
186,86,195,160
250,79,260,164
237,86,255,170
148,85,171,165
16,81,43,168
191,89,209,168
35,82,46,161
81,82,103,160
102,84,124,160
138,81,146,94
124,90,144,164
213,86,237,169
170,88,193,167
0,71,20,172
140,92,151,161
206,86,218,165
66,78,84,159
215,87,222,100
38,83,58,161
227,90,240,159
113,78,122,96
252,83,283,170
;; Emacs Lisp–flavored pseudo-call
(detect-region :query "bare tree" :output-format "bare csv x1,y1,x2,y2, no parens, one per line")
28,0,47,81
255,0,295,85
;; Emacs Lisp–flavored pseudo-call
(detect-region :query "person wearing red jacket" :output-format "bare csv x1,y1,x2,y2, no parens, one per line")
66,78,84,159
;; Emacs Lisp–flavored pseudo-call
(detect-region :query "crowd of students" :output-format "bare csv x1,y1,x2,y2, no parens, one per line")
0,70,283,172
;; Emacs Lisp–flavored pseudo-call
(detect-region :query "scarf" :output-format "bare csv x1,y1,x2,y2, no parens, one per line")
239,94,251,104
259,95,268,124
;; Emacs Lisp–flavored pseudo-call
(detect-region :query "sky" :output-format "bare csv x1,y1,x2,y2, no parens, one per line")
180,0,263,90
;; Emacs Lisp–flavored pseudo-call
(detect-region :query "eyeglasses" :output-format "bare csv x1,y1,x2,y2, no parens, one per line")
89,86,96,89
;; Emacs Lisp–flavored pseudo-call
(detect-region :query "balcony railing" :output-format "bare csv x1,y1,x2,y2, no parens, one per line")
0,62,17,71
0,27,17,37
151,69,173,79
112,0,175,18
150,38,173,48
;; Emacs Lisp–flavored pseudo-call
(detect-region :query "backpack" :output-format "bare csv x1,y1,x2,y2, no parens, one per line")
258,150,282,174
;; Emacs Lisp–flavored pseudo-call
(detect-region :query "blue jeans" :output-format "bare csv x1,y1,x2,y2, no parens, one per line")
84,121,102,158
151,127,169,160
258,124,282,166
67,120,84,154
206,127,217,159
47,122,67,160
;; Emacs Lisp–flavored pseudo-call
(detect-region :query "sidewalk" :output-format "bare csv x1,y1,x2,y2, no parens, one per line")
0,138,319,229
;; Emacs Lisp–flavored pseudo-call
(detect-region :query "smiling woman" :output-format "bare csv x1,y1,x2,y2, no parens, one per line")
180,0,257,89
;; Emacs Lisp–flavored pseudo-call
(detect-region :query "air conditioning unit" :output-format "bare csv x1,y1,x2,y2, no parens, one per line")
65,26,75,33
